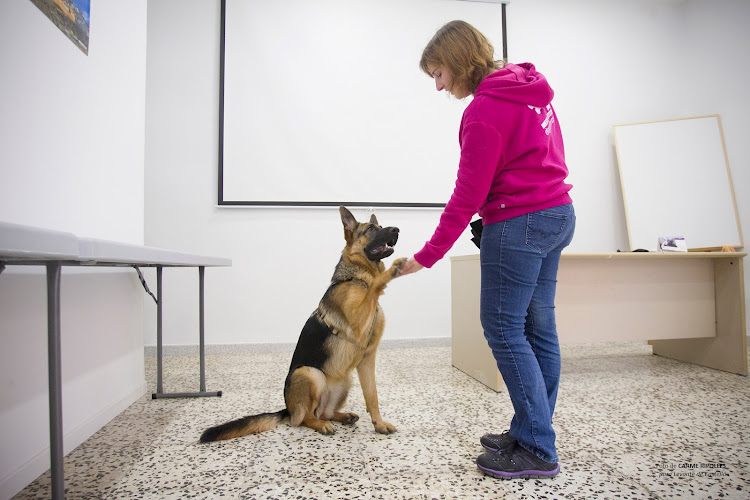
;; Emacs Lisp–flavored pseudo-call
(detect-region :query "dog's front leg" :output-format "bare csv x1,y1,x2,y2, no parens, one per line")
370,257,408,293
356,351,396,434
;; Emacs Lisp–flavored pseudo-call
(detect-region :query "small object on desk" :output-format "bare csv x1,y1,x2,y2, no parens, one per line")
721,244,736,252
658,236,687,253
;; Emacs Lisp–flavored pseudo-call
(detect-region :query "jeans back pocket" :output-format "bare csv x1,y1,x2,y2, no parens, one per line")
525,206,573,253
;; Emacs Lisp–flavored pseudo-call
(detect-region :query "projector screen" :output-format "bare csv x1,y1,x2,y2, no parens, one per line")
219,0,505,207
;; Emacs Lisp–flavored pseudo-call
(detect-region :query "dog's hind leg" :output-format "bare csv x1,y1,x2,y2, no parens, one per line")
286,367,336,435
332,412,359,425
300,415,336,435
324,377,359,425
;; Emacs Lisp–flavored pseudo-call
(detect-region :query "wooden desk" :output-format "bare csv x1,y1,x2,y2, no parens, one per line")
451,252,747,392
0,221,231,499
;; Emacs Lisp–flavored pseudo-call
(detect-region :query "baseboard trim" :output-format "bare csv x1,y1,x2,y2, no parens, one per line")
0,381,147,500
144,337,451,357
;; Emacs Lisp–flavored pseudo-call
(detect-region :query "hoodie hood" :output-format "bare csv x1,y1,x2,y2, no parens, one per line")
474,63,554,108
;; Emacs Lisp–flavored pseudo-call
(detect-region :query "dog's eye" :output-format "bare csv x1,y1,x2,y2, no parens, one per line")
365,225,376,233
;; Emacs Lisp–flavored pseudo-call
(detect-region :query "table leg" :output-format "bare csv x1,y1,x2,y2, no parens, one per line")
199,266,206,392
46,262,64,500
151,266,221,399
154,266,163,396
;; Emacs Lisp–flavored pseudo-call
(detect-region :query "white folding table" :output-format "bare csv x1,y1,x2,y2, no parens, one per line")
0,221,231,499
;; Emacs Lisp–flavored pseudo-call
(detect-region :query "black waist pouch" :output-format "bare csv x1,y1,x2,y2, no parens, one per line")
470,219,483,249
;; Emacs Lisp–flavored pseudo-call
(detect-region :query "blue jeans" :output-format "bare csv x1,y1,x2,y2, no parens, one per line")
479,204,575,463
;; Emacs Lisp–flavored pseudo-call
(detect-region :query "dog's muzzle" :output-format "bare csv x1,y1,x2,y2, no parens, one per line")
366,227,399,260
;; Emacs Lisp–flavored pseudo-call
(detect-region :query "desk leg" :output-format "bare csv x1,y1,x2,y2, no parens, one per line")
651,257,748,375
46,262,64,500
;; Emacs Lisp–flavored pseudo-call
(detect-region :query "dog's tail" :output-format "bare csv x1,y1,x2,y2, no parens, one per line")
199,409,290,443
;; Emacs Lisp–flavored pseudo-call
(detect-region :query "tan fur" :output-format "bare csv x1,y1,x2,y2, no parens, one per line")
200,207,403,443
286,208,404,435
219,415,284,439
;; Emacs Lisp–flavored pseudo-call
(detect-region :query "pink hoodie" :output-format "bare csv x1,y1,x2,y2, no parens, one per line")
414,63,573,268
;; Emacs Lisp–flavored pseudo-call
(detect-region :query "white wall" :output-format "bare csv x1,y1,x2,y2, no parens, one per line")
4,0,741,497
0,0,148,497
144,0,749,348
144,0,468,347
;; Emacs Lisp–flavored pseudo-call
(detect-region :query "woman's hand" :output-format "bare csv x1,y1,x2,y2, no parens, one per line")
397,258,424,277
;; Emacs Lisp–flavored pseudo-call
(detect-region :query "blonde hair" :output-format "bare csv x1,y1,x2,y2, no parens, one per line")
420,20,503,95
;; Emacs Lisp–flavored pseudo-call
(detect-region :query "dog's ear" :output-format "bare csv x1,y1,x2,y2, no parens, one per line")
339,207,357,241
369,213,379,226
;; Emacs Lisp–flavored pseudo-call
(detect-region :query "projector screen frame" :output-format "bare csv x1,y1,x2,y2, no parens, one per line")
216,0,508,208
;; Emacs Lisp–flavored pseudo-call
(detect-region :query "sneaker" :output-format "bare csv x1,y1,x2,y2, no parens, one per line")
480,431,516,452
476,442,560,480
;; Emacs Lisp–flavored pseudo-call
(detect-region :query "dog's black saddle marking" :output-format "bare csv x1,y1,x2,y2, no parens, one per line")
284,312,334,390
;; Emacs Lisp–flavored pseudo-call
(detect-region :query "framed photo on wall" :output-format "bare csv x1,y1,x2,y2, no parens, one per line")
29,0,90,55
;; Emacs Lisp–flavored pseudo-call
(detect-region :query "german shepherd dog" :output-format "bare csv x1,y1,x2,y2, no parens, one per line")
200,207,405,442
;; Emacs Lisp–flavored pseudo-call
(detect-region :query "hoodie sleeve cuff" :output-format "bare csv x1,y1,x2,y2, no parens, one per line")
413,248,439,269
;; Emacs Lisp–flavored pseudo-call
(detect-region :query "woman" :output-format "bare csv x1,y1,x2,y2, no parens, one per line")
398,20,575,480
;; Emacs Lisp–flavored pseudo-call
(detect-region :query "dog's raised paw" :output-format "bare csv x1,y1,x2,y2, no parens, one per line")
390,257,408,276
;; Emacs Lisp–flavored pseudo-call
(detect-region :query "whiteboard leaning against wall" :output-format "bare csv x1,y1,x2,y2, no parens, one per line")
613,115,743,251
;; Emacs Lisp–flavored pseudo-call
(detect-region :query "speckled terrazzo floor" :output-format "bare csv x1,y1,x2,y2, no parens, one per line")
14,341,750,499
